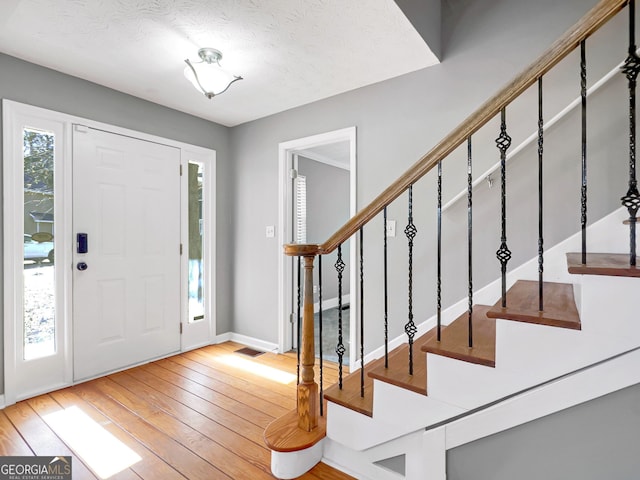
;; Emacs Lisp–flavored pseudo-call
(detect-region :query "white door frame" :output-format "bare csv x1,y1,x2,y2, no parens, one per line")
2,101,73,406
277,127,357,367
181,147,216,351
2,100,216,405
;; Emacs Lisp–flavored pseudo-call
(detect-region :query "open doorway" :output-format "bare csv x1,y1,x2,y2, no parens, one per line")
278,127,357,367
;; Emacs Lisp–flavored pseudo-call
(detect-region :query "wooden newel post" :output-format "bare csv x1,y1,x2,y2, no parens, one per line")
298,254,318,431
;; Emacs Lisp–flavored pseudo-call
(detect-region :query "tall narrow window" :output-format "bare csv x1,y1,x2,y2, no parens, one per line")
23,128,56,360
188,161,205,323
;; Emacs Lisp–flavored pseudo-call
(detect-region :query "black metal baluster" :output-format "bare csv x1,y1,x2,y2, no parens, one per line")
437,161,442,342
404,185,418,375
467,138,473,348
580,41,588,266
495,108,513,307
383,207,389,368
335,244,346,388
359,227,365,398
318,255,324,416
539,76,545,311
622,0,640,266
297,256,301,384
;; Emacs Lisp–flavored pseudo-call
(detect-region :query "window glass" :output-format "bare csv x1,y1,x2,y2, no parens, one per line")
188,161,205,323
23,128,56,360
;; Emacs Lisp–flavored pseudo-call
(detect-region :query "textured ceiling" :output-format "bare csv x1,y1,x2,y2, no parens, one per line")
0,0,439,127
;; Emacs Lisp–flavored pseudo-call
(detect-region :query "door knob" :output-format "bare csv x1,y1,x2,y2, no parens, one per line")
77,262,88,271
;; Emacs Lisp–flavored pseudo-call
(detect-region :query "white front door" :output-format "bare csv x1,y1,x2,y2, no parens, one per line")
72,126,181,381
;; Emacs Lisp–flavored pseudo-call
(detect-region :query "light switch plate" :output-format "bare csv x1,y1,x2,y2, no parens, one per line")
387,220,396,237
266,225,275,238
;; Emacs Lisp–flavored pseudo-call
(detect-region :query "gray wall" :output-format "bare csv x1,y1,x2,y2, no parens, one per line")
447,383,640,479
394,0,442,60
1,0,633,408
0,53,233,393
228,0,627,350
298,156,350,303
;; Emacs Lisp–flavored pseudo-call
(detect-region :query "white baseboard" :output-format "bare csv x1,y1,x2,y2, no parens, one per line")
214,332,232,343
0,394,5,410
314,294,350,313
182,340,215,353
214,332,279,353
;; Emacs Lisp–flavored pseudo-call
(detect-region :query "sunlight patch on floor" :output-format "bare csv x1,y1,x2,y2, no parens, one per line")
216,354,297,384
43,406,141,479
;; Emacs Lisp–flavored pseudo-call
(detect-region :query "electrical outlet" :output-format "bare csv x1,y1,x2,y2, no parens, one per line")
386,220,396,237
266,225,275,238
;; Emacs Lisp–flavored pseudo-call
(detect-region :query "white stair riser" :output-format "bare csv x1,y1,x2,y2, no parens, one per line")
579,275,640,338
327,380,464,450
417,209,637,410
425,353,530,409
495,320,620,380
326,397,455,452
493,274,640,382
326,402,402,451
425,276,640,409
371,380,465,427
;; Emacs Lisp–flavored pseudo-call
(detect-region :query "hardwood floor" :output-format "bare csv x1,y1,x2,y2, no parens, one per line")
0,342,353,480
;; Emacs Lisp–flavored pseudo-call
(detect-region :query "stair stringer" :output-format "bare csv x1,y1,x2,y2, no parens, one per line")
326,207,636,448
444,346,640,454
323,426,446,480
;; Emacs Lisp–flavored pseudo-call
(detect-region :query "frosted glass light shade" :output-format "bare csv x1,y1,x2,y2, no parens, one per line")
184,48,242,99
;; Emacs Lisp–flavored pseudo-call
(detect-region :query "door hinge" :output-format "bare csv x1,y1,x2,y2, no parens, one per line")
180,243,183,255
290,168,298,179
180,164,183,176
289,313,294,324
180,322,183,334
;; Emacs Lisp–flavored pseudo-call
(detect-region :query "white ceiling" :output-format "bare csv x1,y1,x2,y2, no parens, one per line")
296,141,350,170
0,0,439,127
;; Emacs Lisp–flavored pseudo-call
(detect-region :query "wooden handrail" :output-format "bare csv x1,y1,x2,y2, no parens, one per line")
285,0,627,258
267,0,630,467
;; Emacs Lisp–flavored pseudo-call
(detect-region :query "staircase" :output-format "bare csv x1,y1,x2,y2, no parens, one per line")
264,1,640,478
314,209,640,480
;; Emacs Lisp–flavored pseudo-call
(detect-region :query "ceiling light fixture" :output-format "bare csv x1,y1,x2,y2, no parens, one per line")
184,48,243,99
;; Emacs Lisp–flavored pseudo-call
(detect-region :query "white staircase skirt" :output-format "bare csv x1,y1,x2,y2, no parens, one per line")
270,439,324,479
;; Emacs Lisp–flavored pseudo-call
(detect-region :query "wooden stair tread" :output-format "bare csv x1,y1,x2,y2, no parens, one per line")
486,280,581,330
264,402,326,452
367,327,437,395
421,305,496,367
567,252,640,277
323,357,385,417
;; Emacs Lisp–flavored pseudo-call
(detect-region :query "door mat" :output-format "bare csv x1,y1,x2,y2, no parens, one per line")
235,347,264,357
